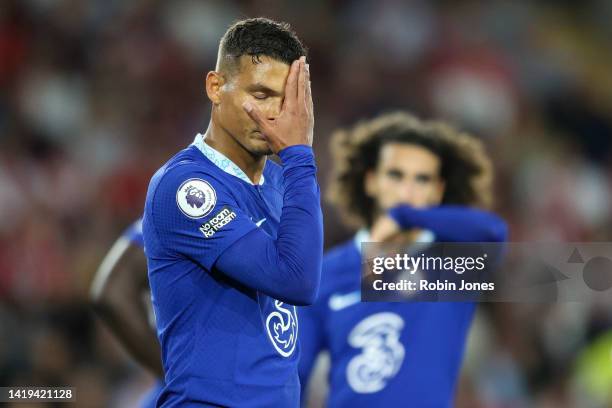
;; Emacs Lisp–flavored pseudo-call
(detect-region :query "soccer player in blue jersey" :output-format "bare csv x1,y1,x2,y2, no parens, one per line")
299,112,508,407
90,219,163,408
142,18,322,407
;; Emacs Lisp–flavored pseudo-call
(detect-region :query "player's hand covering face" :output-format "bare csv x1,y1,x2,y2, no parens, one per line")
242,56,314,153
207,55,290,156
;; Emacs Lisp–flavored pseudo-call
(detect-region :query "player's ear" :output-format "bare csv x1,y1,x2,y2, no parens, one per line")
434,178,446,203
364,170,378,198
205,71,225,105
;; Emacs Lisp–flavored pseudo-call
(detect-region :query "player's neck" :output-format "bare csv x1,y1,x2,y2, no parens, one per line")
203,124,266,185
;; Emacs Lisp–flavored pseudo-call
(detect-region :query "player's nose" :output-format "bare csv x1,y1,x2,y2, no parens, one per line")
398,181,417,204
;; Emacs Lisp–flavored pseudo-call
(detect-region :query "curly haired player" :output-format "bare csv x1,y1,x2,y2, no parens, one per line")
298,112,507,407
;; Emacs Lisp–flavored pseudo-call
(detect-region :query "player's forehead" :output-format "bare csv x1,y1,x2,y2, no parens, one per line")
378,142,441,174
233,55,291,92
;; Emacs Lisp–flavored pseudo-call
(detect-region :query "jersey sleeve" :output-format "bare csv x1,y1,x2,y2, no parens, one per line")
388,205,508,242
148,164,257,270
214,146,323,305
122,218,144,248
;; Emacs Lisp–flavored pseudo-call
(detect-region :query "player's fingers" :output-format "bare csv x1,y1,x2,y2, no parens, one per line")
297,57,306,110
305,64,313,116
243,102,270,133
282,58,301,111
370,216,401,242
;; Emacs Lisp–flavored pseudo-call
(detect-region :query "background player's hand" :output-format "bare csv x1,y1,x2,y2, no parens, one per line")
370,215,402,242
242,56,313,153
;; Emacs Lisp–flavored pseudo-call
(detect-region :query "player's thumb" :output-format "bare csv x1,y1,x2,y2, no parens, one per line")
242,102,268,131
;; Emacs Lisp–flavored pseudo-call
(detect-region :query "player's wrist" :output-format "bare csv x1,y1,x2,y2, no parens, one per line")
388,205,417,229
278,144,314,163
279,145,317,185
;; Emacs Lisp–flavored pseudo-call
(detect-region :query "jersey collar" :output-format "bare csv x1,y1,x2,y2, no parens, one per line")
192,133,265,186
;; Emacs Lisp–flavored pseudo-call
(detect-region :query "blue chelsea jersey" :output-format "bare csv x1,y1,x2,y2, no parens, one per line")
143,134,302,407
299,231,476,408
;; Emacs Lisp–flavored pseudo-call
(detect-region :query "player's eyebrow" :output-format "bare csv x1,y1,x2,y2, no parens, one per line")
415,173,434,182
247,83,283,96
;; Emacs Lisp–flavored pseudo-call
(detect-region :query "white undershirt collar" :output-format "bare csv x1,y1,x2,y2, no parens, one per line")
191,133,265,186
353,228,435,253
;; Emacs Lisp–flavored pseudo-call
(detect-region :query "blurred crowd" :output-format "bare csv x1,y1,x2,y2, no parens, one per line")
1,0,611,406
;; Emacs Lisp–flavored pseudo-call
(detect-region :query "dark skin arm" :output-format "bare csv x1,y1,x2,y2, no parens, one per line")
90,236,163,378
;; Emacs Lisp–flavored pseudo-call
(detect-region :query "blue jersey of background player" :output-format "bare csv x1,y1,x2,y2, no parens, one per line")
142,18,322,407
90,219,163,408
299,112,508,407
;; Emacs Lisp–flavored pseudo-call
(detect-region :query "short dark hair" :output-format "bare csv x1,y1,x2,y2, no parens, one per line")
218,18,307,73
327,112,494,228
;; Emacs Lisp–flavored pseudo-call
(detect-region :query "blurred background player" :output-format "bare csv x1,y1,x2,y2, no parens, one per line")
89,219,163,408
142,18,322,407
298,112,507,407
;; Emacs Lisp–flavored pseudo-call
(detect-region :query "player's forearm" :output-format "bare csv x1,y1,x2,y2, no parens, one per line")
92,296,163,377
276,145,323,303
215,220,321,305
388,205,508,242
215,146,323,305
279,145,320,211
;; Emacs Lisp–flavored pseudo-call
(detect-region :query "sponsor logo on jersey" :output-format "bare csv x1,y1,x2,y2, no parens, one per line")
199,206,237,238
176,178,216,219
346,312,405,393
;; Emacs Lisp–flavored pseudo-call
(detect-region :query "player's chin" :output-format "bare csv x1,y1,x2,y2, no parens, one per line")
248,135,273,156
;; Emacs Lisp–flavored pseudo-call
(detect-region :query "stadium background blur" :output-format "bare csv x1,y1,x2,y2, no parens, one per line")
1,0,611,407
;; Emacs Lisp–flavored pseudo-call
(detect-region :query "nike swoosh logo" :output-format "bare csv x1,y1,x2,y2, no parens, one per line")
255,218,267,227
328,291,361,311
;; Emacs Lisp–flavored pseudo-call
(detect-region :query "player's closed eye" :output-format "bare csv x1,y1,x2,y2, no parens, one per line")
252,92,268,100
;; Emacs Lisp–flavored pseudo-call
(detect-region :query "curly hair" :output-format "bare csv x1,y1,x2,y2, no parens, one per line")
327,111,494,228
218,18,307,73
